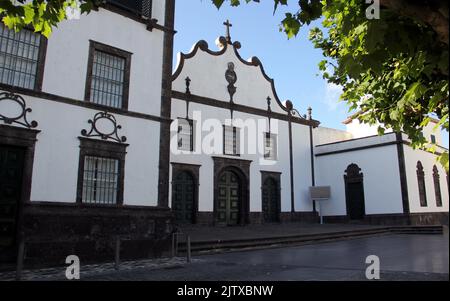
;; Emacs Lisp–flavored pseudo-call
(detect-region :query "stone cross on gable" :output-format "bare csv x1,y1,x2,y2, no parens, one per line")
223,19,232,44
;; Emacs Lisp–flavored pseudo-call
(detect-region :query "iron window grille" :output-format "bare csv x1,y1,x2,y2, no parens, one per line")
85,41,132,110
177,118,194,152
223,125,240,156
82,156,119,205
264,132,278,160
107,0,152,19
0,24,46,90
77,138,127,206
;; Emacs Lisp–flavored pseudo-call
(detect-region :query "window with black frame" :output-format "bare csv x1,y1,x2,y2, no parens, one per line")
0,24,44,90
85,41,131,109
107,0,152,18
177,118,194,152
223,125,240,156
81,156,120,205
264,132,278,160
77,138,127,206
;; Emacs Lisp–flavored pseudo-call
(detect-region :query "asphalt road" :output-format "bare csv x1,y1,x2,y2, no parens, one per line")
83,233,449,281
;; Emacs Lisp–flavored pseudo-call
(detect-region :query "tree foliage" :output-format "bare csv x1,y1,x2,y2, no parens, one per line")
0,0,97,37
213,0,449,170
1,0,448,169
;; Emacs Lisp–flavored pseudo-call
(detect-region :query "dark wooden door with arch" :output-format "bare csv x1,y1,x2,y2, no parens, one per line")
344,164,365,220
172,171,195,224
217,170,240,225
262,177,280,223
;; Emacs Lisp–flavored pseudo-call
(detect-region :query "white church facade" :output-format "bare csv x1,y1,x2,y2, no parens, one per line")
0,0,448,264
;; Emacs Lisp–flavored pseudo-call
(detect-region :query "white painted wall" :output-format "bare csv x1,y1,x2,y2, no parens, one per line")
170,98,310,214
0,4,167,206
345,119,393,138
292,123,314,212
0,94,161,206
172,41,289,114
315,136,404,216
403,144,449,213
314,126,353,145
170,37,315,215
43,7,164,116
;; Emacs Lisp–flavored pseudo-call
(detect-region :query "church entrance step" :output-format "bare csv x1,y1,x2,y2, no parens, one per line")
176,225,443,254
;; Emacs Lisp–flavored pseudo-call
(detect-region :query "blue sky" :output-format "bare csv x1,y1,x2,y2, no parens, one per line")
173,0,349,130
173,1,448,148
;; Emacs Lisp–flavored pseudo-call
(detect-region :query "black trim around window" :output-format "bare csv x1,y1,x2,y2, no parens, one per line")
84,40,132,110
0,24,47,92
76,137,128,206
223,125,240,156
177,117,194,152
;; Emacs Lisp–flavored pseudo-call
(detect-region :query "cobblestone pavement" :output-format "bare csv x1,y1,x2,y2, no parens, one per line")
0,257,194,281
2,233,446,281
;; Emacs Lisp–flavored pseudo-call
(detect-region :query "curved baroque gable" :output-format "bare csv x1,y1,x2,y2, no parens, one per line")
172,36,295,115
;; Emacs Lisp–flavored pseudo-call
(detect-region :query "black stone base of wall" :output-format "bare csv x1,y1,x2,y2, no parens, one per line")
280,212,320,223
323,212,449,226
17,203,173,268
191,211,319,226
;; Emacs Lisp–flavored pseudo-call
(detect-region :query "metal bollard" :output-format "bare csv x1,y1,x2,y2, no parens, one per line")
115,237,121,270
171,233,175,258
186,236,191,263
16,234,25,281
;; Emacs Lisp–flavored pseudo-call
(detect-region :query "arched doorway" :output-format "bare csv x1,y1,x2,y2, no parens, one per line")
344,163,365,220
262,177,280,223
217,170,241,225
172,171,195,224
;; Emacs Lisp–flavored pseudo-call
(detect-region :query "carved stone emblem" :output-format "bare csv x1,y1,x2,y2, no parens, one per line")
225,62,237,102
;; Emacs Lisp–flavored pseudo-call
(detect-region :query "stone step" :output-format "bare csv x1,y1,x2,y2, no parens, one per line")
176,225,444,254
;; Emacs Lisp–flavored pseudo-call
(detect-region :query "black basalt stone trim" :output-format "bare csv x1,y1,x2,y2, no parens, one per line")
323,212,449,226
0,125,39,261
280,212,319,223
0,83,169,123
35,35,48,91
260,171,281,223
76,137,128,206
396,132,410,214
212,156,251,225
172,91,320,127
21,202,173,267
171,162,201,225
315,140,401,157
99,3,176,34
84,40,132,110
157,0,176,208
288,115,295,214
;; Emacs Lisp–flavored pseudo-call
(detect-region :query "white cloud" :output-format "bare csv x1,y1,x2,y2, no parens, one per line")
323,82,343,111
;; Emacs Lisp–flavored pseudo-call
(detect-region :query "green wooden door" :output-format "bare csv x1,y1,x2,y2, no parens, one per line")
0,146,24,253
217,171,240,225
172,171,195,224
262,178,279,223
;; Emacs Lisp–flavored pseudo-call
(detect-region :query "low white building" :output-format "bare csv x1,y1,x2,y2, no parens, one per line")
314,118,449,225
